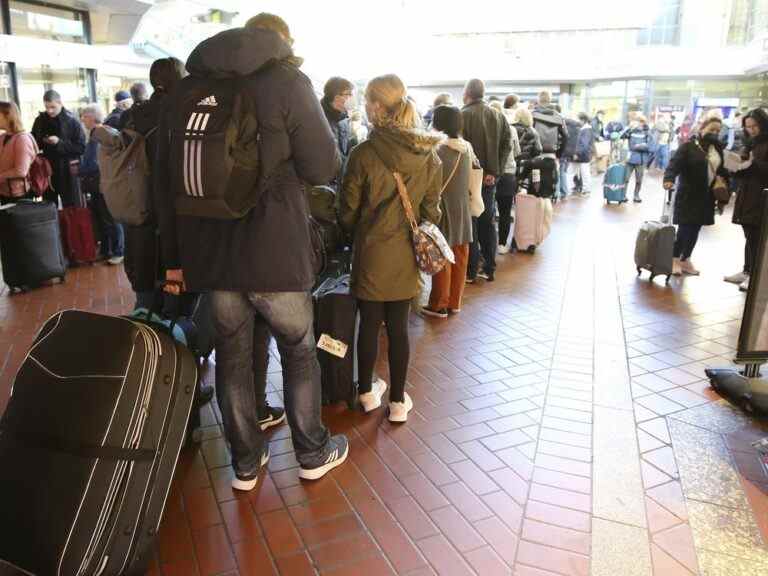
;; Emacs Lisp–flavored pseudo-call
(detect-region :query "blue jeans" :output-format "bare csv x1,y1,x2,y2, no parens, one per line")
211,290,330,476
559,158,570,198
655,145,670,171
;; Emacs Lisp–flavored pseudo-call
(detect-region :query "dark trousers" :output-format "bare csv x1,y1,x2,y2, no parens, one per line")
743,224,761,275
673,224,702,260
468,217,480,279
357,299,410,403
469,184,498,275
497,175,516,247
210,290,330,475
90,192,124,257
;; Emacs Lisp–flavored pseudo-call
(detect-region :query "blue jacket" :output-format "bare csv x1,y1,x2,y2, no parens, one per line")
624,126,651,165
80,137,99,177
574,125,595,163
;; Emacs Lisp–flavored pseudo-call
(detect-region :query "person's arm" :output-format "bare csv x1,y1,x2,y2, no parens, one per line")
78,139,99,176
0,135,35,181
558,119,568,158
285,72,340,186
420,154,443,224
339,146,365,236
510,122,521,160
498,118,512,176
154,103,181,271
663,142,685,188
56,117,86,157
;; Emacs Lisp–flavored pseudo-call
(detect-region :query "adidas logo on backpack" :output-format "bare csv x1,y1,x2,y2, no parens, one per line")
197,95,218,107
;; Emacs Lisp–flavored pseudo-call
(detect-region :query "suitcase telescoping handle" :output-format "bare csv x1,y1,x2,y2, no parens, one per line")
661,185,675,224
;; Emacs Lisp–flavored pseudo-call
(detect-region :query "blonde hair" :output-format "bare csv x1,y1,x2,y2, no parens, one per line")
245,13,293,45
365,74,419,128
515,107,533,128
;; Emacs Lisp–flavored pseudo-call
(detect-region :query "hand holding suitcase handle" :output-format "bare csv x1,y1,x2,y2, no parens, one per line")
163,270,186,295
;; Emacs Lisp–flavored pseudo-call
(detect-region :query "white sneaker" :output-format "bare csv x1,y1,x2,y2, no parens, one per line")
231,446,270,491
388,393,413,423
740,278,750,292
107,256,124,265
497,245,510,255
672,257,682,276
681,260,700,276
359,378,387,413
725,271,748,285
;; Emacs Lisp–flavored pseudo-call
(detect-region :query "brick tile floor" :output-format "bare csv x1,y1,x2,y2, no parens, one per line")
2,174,768,575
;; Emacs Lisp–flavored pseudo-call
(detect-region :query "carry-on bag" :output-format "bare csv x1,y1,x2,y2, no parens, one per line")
514,191,553,254
0,200,66,291
0,310,197,576
603,163,628,204
313,275,358,408
634,188,676,283
59,178,97,265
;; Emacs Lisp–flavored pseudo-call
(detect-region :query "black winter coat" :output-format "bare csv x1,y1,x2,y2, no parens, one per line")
31,109,85,206
733,137,768,227
155,27,340,293
562,118,581,158
514,124,542,162
664,137,726,226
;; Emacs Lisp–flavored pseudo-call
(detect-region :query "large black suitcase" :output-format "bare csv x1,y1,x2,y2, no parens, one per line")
0,310,197,576
0,200,66,291
313,275,358,408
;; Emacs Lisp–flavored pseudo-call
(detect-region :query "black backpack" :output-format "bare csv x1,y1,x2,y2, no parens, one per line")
169,77,261,219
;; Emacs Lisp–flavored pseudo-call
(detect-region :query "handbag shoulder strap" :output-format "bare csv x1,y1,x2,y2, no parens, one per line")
439,150,462,195
371,144,419,234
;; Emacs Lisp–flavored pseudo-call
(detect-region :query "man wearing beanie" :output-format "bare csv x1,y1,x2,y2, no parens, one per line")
105,90,133,128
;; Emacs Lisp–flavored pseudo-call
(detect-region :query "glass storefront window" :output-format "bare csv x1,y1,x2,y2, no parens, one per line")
8,1,87,44
16,65,91,129
0,62,14,104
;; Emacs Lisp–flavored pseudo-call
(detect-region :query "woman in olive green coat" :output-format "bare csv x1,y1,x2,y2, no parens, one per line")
340,74,442,423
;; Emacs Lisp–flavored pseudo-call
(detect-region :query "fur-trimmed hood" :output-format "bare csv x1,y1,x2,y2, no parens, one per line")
369,123,444,174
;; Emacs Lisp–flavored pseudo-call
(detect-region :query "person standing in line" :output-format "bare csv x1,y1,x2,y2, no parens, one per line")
653,116,672,172
663,116,728,276
157,14,348,487
422,105,474,319
79,104,124,265
531,91,568,200
0,101,37,204
591,110,605,141
321,76,355,190
104,90,133,129
340,74,442,423
623,115,652,203
725,108,768,292
496,98,521,252
424,92,453,127
571,112,596,197
561,113,581,198
130,82,149,105
31,90,86,208
461,78,511,283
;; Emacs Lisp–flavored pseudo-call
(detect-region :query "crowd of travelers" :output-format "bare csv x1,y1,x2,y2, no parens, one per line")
0,12,766,488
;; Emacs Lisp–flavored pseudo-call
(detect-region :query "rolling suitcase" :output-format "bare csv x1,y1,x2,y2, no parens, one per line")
0,200,66,291
514,191,553,254
313,275,358,408
0,310,197,576
634,189,676,283
603,163,628,204
59,182,97,265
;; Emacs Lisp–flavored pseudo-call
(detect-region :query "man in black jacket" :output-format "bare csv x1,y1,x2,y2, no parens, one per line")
321,76,354,190
156,14,348,488
461,78,512,282
31,90,86,207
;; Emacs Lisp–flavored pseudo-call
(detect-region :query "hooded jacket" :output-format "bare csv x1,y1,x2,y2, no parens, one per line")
532,105,568,157
155,27,339,293
624,124,652,165
340,124,442,301
437,138,474,247
562,117,581,158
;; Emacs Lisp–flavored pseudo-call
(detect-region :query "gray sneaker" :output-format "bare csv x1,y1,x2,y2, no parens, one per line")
298,435,349,481
231,446,270,491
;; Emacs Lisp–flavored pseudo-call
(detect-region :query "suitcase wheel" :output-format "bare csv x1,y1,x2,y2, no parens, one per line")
526,245,536,255
665,275,671,285
636,268,642,276
649,273,657,282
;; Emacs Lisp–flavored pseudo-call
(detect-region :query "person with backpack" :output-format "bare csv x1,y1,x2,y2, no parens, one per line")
340,73,442,422
79,104,124,265
156,14,347,487
421,105,474,318
104,91,133,129
0,101,39,204
31,90,86,208
532,91,568,200
461,78,512,283
572,112,596,197
560,113,581,198
622,115,652,203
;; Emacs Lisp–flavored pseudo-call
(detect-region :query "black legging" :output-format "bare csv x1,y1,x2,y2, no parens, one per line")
357,299,411,403
673,224,702,260
743,224,761,275
497,174,517,247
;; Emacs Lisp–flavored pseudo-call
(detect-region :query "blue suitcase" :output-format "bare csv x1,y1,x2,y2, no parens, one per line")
603,164,628,204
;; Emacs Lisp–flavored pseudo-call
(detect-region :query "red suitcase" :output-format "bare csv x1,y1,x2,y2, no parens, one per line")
59,176,97,265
